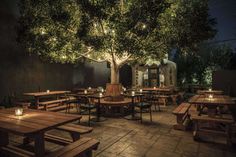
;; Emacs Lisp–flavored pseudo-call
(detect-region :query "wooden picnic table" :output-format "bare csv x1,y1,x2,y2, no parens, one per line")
24,91,70,109
189,94,235,117
0,108,81,157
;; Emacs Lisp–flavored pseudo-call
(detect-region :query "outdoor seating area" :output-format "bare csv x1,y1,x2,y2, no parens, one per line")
1,86,236,157
1,0,236,157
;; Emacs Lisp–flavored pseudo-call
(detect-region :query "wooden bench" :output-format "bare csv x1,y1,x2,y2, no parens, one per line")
0,145,34,157
172,103,191,130
38,98,68,111
46,137,99,157
56,123,93,141
13,101,31,109
192,115,234,146
1,137,99,157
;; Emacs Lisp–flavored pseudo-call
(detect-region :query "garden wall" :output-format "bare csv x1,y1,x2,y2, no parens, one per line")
212,70,236,96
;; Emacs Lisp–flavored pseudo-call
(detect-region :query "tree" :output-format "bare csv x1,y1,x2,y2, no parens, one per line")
174,44,233,86
18,0,216,86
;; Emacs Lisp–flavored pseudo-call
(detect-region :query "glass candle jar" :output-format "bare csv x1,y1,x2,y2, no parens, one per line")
15,108,23,116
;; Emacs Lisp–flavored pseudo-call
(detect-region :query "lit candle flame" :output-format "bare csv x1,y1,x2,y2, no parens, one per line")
15,108,23,116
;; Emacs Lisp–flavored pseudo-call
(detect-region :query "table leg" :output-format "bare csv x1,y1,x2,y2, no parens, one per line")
34,133,45,157
35,96,39,109
207,106,217,117
91,98,106,122
0,131,9,146
131,97,135,118
124,97,140,120
97,99,101,121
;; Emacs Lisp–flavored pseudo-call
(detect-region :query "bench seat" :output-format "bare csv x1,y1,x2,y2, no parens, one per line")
192,115,234,145
37,98,69,111
56,123,93,141
46,137,99,157
0,145,34,157
172,103,191,130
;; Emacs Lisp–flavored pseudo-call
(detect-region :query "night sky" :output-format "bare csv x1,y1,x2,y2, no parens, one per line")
1,0,236,50
209,0,236,50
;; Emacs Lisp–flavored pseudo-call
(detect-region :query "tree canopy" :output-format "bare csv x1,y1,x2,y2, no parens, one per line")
18,0,216,64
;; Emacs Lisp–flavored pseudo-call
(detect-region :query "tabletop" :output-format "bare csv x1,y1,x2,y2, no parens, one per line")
197,90,223,95
88,94,109,99
0,108,82,136
189,95,235,106
24,91,70,97
142,87,173,92
123,93,144,97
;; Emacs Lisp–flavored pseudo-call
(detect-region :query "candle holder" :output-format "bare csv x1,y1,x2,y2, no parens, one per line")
209,94,213,99
15,108,23,116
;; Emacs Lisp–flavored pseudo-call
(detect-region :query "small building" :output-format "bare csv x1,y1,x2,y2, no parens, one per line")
132,57,177,88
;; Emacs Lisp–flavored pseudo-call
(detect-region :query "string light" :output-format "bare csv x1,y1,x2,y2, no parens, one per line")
88,47,92,51
41,30,46,35
142,24,146,29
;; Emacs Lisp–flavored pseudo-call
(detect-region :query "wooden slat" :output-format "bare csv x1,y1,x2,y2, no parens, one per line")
0,108,81,121
47,105,68,111
0,110,81,127
39,99,68,105
24,91,70,97
1,145,34,157
45,133,73,145
172,103,190,115
0,108,81,135
192,115,234,124
57,124,93,134
61,138,99,157
46,137,99,157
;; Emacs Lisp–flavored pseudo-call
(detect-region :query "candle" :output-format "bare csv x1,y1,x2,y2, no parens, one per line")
131,91,135,96
123,87,126,91
46,90,50,93
84,90,87,94
101,88,104,92
99,93,103,97
139,89,143,92
15,108,23,116
209,88,212,92
153,87,156,89
209,94,213,99
88,87,92,90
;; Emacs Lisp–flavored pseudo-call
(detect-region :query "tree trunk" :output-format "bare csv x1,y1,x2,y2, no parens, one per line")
110,63,120,84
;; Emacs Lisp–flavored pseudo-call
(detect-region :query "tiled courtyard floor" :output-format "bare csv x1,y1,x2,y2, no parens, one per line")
8,105,236,157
